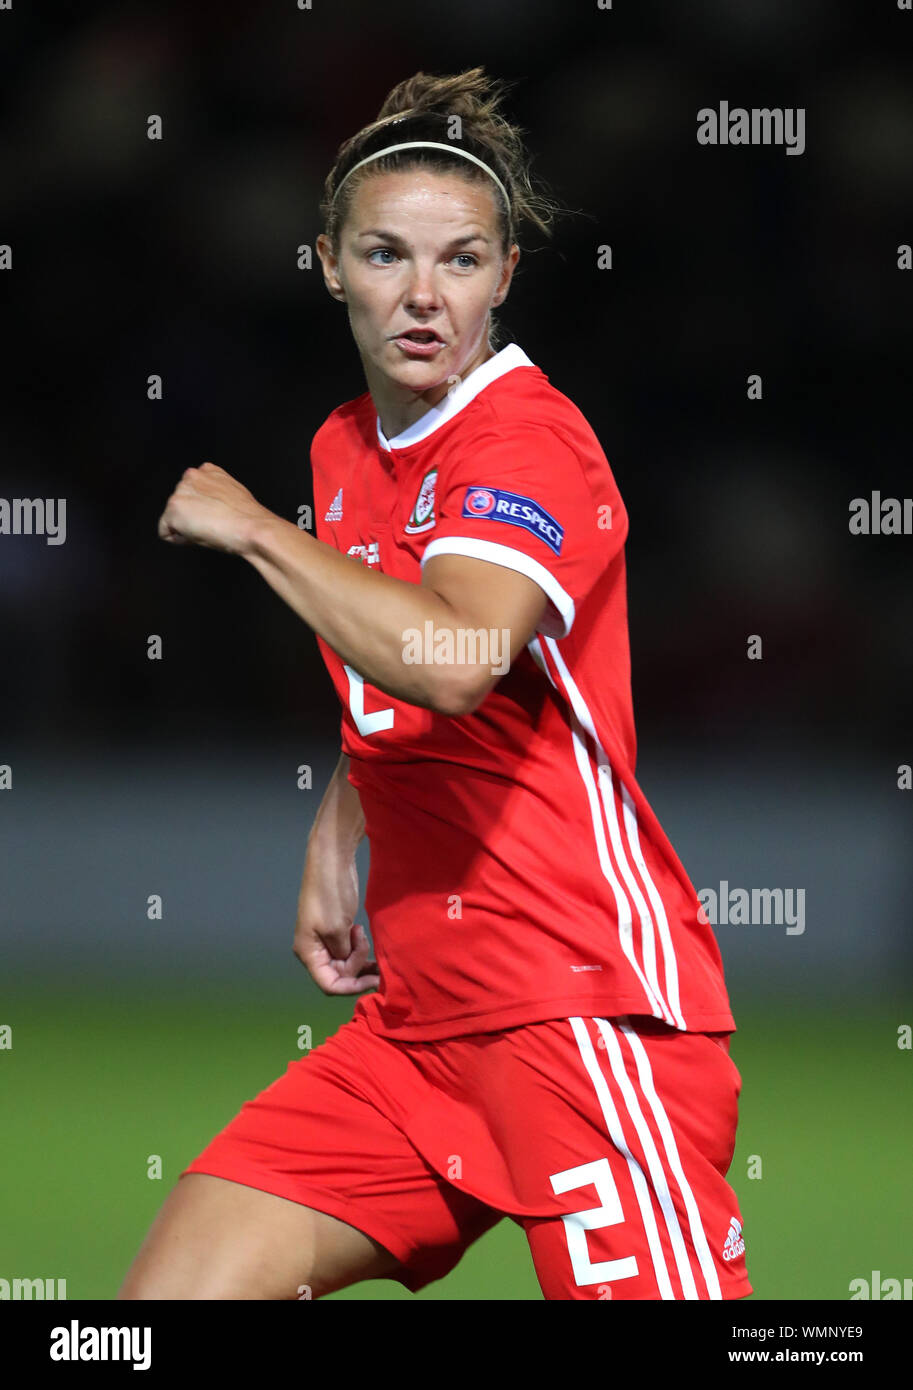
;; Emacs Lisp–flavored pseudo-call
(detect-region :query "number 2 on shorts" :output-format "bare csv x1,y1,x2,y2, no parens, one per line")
550,1158,639,1287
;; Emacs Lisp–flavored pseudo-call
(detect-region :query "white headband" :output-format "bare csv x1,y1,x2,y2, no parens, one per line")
332,140,511,217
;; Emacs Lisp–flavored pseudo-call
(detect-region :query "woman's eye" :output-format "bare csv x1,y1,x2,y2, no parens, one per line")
366,249,478,267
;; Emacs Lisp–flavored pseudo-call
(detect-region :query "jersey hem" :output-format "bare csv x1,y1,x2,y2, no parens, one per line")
357,995,737,1042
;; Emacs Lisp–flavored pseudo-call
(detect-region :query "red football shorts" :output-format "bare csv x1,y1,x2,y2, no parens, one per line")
182,1010,752,1300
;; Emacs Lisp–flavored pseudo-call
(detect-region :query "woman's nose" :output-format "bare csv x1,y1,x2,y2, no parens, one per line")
404,266,439,310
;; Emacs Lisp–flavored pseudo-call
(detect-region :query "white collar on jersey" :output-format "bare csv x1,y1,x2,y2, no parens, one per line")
376,341,535,453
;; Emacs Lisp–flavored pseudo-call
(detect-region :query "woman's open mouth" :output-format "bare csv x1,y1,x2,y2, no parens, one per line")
392,331,446,358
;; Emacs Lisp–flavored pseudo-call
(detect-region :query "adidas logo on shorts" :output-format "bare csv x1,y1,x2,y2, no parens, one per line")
722,1216,745,1261
325,488,343,522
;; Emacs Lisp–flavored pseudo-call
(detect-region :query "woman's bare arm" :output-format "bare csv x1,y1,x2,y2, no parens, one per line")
157,463,547,717
293,753,378,995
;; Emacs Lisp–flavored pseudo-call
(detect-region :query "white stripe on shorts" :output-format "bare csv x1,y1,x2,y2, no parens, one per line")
592,1017,702,1298
616,1018,722,1299
568,1015,675,1298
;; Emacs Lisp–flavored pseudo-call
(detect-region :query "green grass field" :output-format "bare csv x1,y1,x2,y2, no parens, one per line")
2,983,909,1300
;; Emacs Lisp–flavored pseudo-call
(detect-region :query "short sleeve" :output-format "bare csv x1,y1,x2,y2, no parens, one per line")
420,424,624,638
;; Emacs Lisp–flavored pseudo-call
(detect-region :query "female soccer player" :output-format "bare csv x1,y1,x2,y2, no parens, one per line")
120,68,752,1301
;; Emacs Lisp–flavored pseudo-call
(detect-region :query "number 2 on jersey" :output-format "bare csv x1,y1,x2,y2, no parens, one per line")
344,665,395,736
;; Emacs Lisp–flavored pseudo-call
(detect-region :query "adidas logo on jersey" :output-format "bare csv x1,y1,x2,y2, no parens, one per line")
324,488,343,522
722,1217,745,1261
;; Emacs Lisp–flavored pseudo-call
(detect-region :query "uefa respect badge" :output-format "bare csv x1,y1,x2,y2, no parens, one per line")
461,485,564,555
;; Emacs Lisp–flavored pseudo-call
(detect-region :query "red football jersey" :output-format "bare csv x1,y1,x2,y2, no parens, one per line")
310,343,735,1040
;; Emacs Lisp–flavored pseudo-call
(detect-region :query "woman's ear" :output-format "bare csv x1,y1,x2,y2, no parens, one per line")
492,242,521,307
316,234,346,301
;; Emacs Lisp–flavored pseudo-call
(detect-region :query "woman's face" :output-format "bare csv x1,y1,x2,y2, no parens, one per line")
317,168,520,400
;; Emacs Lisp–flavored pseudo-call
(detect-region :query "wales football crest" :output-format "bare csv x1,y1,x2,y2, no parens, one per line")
404,467,438,534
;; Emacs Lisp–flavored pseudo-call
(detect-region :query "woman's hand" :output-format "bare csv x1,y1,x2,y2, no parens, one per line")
158,461,275,555
293,845,379,996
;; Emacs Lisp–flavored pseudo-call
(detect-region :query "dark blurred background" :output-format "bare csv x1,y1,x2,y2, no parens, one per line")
1,0,911,1300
